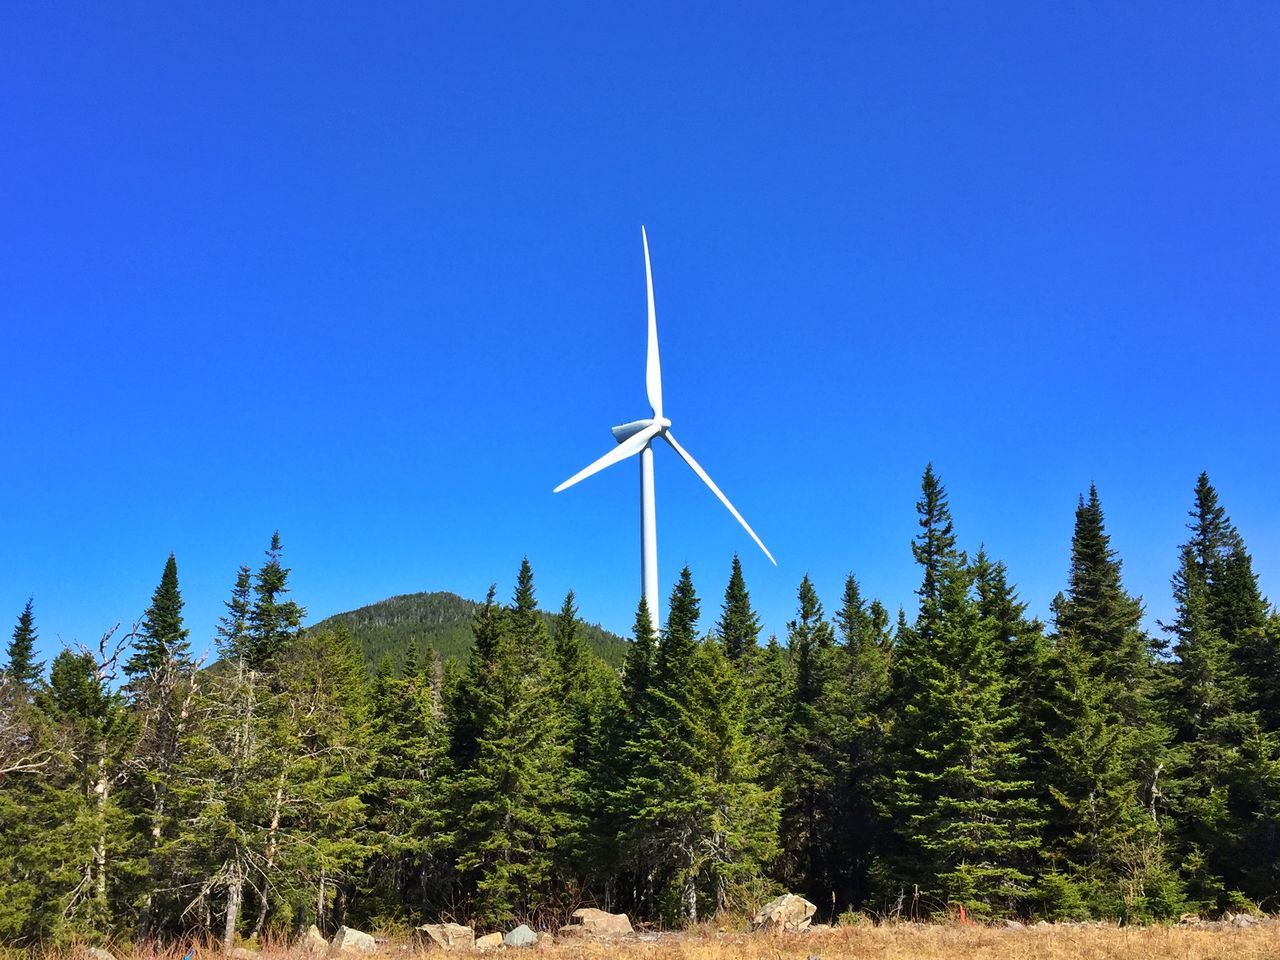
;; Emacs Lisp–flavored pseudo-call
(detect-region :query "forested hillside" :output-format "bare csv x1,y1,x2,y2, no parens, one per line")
2,469,1278,950
309,590,630,669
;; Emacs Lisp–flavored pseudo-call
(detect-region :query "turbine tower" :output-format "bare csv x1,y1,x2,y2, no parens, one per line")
554,227,776,631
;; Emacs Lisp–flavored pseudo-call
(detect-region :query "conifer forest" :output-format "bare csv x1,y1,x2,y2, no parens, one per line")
3,467,1278,948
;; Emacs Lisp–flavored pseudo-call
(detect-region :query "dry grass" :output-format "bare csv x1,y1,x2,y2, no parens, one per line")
41,923,1279,960
560,925,1280,960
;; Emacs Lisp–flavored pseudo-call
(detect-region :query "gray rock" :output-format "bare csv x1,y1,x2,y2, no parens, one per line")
503,925,537,948
1002,920,1026,930
331,927,376,953
1231,913,1260,927
415,923,475,951
753,893,818,932
569,908,633,937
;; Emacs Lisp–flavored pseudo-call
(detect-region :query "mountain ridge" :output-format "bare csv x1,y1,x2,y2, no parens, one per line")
309,589,630,669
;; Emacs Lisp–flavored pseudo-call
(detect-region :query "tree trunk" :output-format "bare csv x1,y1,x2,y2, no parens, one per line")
223,861,243,951
249,777,286,940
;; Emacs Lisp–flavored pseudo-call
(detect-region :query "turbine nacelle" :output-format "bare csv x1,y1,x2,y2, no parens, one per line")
611,417,670,443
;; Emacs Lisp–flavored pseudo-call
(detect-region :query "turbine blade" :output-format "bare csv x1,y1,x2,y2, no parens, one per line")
554,422,662,494
662,431,777,565
642,226,662,419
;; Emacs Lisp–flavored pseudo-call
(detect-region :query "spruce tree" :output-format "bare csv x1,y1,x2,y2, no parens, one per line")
246,533,304,670
833,573,891,908
1162,475,1279,908
448,561,574,923
4,599,42,690
717,554,762,663
777,575,842,902
1043,487,1180,920
125,553,191,679
883,557,1041,917
614,568,777,925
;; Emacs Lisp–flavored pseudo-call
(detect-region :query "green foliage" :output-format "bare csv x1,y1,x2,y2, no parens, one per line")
4,467,1279,939
4,599,42,689
311,590,630,670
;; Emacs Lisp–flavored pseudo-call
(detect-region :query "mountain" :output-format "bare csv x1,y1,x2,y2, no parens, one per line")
308,590,631,670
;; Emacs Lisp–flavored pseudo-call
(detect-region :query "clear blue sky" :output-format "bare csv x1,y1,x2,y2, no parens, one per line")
3,3,1277,665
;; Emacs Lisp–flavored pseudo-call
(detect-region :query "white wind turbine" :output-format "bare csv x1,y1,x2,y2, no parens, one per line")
554,227,776,631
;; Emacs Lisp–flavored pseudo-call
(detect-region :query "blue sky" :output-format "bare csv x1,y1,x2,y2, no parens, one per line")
3,3,1277,664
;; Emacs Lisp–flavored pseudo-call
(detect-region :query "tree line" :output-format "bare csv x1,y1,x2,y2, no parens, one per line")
1,469,1277,946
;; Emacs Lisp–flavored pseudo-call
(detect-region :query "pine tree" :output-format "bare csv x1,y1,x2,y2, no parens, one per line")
1162,475,1279,908
360,649,449,925
4,599,42,690
833,573,891,908
717,554,762,663
888,558,1043,916
447,560,574,923
246,533,305,670
911,464,961,636
777,575,842,902
613,568,777,925
1043,487,1180,920
125,554,191,679
123,554,198,938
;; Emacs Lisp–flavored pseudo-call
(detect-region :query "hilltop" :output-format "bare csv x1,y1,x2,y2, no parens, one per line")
308,590,630,669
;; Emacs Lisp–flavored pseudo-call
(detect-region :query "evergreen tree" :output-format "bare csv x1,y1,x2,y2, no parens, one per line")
246,533,305,670
360,649,449,925
4,599,42,689
614,568,777,925
125,554,191,679
447,561,574,923
717,554,762,663
776,575,842,902
884,558,1042,917
1162,475,1279,908
833,573,891,908
1043,487,1180,920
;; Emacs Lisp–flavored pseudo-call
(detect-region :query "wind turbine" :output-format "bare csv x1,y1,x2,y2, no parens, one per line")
554,227,776,631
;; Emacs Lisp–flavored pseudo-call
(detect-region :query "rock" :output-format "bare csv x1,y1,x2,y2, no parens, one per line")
475,933,502,950
503,926,537,948
300,926,328,951
331,927,377,953
1001,920,1026,930
753,893,818,932
85,949,117,960
569,908,633,937
415,923,476,951
1231,913,1260,927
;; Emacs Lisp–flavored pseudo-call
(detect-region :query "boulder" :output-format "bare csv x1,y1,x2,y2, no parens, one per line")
753,893,818,932
503,926,537,948
301,926,328,952
331,927,377,953
415,923,475,951
475,933,502,950
1230,913,1260,928
1001,920,1026,930
569,908,633,937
